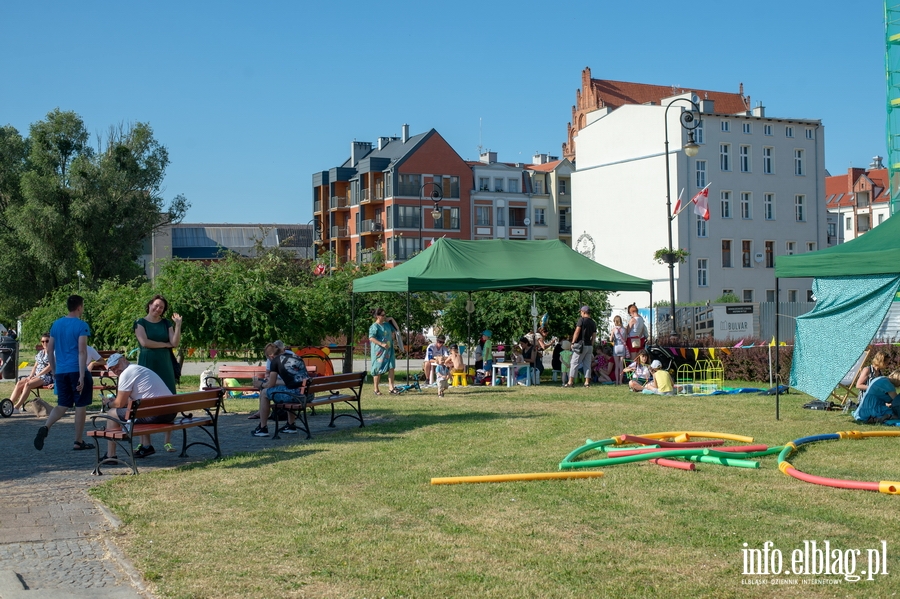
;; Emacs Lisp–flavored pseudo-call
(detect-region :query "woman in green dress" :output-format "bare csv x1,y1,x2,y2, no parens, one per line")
369,308,397,395
133,294,183,455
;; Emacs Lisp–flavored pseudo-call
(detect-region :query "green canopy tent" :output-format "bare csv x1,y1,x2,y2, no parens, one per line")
351,238,653,377
774,212,900,418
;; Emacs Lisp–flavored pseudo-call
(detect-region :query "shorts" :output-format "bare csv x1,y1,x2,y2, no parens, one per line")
265,385,301,403
55,371,93,408
115,407,176,425
38,374,53,386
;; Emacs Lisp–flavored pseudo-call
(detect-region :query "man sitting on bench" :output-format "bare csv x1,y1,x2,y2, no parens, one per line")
102,353,176,460
252,342,310,437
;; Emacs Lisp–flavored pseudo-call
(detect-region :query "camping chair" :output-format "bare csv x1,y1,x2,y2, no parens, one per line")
829,349,869,408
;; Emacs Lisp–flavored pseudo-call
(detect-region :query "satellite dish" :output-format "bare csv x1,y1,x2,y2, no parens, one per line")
523,217,531,226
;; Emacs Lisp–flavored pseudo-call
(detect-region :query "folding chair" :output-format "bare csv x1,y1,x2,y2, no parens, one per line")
829,349,869,408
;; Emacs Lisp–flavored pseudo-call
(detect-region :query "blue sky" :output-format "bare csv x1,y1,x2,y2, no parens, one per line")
1,1,887,223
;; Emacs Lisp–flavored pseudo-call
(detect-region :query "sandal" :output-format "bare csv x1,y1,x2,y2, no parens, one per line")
373,390,383,396
73,440,95,451
390,388,402,395
164,442,176,452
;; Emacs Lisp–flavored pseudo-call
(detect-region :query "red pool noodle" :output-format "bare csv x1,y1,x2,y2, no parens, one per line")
621,434,726,448
651,458,695,471
783,466,881,492
708,444,767,453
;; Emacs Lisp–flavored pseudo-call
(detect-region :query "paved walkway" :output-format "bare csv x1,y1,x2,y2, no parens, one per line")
0,390,371,598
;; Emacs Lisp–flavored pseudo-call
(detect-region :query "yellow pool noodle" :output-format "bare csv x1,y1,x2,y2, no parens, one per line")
431,471,604,485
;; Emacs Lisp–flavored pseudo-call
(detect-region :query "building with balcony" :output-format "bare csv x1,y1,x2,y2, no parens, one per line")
312,125,472,266
525,155,574,245
825,157,890,245
570,72,825,310
470,152,532,240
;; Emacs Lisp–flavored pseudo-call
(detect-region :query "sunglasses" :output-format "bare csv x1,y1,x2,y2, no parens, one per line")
41,339,49,344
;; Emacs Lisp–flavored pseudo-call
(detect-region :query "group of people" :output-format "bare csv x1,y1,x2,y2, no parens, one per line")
31,293,184,461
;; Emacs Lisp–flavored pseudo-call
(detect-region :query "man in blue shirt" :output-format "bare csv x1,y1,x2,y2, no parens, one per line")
34,295,95,451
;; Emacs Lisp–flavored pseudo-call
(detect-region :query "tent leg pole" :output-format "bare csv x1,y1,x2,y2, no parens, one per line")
466,292,471,371
775,277,780,420
350,293,356,375
406,292,411,384
649,289,653,342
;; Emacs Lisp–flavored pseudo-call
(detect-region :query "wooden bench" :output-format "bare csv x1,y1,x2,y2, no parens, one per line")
86,389,225,475
268,372,366,440
205,364,318,394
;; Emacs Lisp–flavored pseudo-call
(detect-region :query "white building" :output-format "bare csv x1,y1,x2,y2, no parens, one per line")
571,82,825,311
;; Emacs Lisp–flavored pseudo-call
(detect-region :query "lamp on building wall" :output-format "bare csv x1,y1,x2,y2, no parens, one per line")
663,98,701,335
419,182,444,253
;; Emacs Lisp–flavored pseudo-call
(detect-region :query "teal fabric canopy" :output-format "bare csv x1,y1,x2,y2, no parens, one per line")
776,213,900,402
352,239,652,293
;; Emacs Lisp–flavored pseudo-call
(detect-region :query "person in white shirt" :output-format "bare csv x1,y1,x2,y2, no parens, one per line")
102,353,175,461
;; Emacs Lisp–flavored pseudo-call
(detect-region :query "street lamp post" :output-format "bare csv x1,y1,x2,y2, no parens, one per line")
663,98,701,337
305,218,322,257
419,182,444,254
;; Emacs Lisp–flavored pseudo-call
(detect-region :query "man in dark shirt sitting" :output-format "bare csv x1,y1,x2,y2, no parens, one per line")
251,342,311,437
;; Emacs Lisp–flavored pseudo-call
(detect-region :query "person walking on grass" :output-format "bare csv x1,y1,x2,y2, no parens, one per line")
34,295,94,452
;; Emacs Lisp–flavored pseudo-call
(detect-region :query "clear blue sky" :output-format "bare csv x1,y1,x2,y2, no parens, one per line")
1,1,886,223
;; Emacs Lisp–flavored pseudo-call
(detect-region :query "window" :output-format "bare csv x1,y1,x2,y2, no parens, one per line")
495,207,506,226
743,289,754,302
696,161,707,188
845,216,852,230
441,175,460,198
879,213,885,225
788,290,798,302
764,193,775,220
785,126,794,138
805,128,814,140
494,178,504,192
742,122,752,134
721,120,730,132
740,192,752,219
475,206,491,226
828,222,837,237
696,215,707,237
720,143,731,171
533,179,544,194
742,240,752,268
721,240,732,268
740,146,751,172
434,207,460,230
807,290,815,302
786,241,796,255
794,149,804,175
534,207,546,225
765,241,774,268
763,147,774,174
695,120,704,144
766,290,776,302
394,205,420,228
697,259,708,287
478,177,490,191
397,174,421,196
559,179,567,194
393,237,419,260
507,178,519,193
807,242,816,252
723,288,734,296
764,124,773,136
721,191,732,218
795,195,805,221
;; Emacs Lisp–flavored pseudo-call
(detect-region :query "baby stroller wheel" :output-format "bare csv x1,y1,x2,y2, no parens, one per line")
0,398,13,418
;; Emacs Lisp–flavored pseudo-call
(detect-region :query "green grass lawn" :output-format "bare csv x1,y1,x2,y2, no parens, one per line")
84,380,900,598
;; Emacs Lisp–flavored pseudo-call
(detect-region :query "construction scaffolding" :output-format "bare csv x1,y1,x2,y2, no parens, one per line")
886,2,900,214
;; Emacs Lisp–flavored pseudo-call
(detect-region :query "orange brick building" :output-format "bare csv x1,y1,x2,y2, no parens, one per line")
312,126,473,266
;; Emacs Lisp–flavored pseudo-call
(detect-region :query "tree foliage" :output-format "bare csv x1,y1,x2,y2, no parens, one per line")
0,109,188,321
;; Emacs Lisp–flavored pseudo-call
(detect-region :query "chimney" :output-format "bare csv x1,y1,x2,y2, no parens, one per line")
401,124,410,143
480,151,497,164
350,141,372,166
870,156,885,170
533,153,549,165
751,102,765,118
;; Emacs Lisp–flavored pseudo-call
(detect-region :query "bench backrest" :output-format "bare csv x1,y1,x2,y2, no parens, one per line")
126,389,224,420
306,371,366,394
217,366,267,381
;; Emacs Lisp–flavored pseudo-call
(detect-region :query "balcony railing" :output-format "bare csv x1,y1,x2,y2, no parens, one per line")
331,226,348,238
330,196,348,209
360,219,384,234
396,184,420,196
358,249,379,264
559,224,572,234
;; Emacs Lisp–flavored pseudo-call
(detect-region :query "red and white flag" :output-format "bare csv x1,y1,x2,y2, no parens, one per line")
671,189,685,216
692,185,711,221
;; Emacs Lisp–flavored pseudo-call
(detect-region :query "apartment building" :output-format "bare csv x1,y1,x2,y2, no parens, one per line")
825,157,890,244
569,72,825,309
312,125,472,265
525,155,574,246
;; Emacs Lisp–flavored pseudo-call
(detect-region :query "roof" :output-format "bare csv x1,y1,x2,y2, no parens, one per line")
339,132,431,170
776,211,900,278
825,168,890,208
353,238,652,293
589,79,749,114
525,160,564,172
